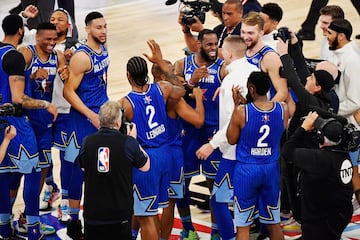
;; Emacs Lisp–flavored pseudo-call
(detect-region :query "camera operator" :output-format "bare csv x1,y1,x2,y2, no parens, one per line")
282,111,353,240
180,0,244,54
276,32,339,226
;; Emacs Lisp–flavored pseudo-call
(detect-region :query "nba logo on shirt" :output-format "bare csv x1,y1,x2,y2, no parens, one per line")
98,147,110,173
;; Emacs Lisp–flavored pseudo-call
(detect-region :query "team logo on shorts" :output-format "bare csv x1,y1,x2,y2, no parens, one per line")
97,147,110,172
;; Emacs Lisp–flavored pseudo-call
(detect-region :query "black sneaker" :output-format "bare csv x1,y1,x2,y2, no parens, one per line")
165,0,177,5
355,34,360,39
297,29,315,41
66,220,84,240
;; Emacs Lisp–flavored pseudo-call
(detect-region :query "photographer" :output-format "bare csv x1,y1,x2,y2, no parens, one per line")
76,101,149,240
180,0,243,54
282,111,353,240
276,32,340,229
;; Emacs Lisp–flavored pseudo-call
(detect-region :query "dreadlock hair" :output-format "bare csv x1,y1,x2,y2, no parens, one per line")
127,56,149,87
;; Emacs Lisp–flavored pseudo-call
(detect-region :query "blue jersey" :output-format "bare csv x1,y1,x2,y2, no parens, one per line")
25,45,58,128
246,45,298,103
183,55,223,127
26,45,58,101
0,45,39,173
167,116,183,147
246,46,278,99
75,44,109,111
236,102,285,164
126,83,169,148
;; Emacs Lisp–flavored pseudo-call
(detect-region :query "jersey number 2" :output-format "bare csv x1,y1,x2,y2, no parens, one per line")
146,105,159,129
257,125,270,147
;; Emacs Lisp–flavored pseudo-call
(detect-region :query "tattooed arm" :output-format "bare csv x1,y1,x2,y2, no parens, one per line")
9,74,58,121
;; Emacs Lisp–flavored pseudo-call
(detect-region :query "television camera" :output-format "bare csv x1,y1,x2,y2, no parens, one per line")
179,0,213,25
309,105,360,152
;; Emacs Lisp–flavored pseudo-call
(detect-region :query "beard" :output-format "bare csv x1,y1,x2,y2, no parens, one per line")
329,37,339,51
200,47,216,63
246,39,258,50
57,30,67,38
90,34,106,44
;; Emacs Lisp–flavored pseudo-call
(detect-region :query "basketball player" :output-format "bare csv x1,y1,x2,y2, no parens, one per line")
174,28,227,239
227,71,288,240
63,11,109,239
119,56,185,240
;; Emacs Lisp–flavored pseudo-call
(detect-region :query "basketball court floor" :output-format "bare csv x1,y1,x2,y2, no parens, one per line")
1,0,360,239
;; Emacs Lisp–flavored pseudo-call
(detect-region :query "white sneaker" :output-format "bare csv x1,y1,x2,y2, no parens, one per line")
40,185,60,211
58,204,71,223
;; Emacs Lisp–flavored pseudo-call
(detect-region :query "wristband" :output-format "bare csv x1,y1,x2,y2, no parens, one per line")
43,100,49,109
182,28,191,34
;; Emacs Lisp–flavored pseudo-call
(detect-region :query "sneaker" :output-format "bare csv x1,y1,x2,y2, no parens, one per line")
15,213,55,235
180,229,188,239
66,220,84,240
356,34,360,39
183,230,199,240
40,223,55,235
282,220,302,233
40,186,60,211
15,214,27,234
210,233,221,240
165,0,177,5
58,204,71,223
296,29,315,41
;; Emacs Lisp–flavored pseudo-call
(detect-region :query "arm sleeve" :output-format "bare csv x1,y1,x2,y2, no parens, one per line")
209,85,234,149
2,51,26,76
125,137,148,169
280,54,314,107
288,42,311,84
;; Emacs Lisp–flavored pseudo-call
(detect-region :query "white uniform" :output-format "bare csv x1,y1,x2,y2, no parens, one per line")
209,57,258,159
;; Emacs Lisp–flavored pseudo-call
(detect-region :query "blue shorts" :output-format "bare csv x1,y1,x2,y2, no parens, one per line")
168,145,184,199
182,126,220,179
133,146,171,216
33,126,52,169
233,161,281,227
211,158,235,203
0,116,40,174
53,113,70,151
65,109,97,163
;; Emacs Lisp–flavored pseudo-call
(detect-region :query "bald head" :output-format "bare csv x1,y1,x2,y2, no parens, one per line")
315,61,339,81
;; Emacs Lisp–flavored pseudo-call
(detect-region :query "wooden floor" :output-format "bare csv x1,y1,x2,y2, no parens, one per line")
1,0,360,228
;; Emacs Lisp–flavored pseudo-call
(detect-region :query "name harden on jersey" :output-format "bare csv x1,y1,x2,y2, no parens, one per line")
251,147,272,156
